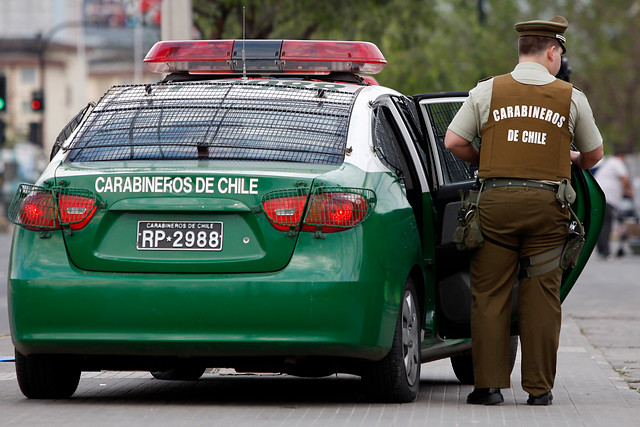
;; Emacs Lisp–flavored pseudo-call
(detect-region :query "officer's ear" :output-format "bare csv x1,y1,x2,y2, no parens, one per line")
545,44,562,67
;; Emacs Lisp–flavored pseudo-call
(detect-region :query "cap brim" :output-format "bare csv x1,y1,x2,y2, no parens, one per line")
559,41,566,54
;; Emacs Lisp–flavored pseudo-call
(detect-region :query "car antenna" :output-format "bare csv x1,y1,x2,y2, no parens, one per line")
242,6,247,81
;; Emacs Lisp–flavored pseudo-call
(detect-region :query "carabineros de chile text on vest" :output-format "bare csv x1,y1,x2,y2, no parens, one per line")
492,105,566,145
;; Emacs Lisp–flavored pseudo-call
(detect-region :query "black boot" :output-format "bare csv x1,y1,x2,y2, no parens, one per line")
467,388,504,405
527,391,553,406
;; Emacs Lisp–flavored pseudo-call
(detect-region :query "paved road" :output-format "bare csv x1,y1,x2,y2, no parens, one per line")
1,229,639,426
564,251,640,391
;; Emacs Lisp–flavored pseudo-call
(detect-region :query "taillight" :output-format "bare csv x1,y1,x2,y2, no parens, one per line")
262,187,376,233
58,193,98,230
262,190,308,231
9,184,99,231
18,191,57,230
303,191,372,232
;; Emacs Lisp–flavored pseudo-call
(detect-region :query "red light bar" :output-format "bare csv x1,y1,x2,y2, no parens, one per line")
281,40,386,75
144,40,234,73
143,39,386,75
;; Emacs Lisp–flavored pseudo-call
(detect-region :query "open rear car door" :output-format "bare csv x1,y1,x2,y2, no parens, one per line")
413,92,606,339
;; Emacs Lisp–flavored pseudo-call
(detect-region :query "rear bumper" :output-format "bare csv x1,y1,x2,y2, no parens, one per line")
9,228,407,362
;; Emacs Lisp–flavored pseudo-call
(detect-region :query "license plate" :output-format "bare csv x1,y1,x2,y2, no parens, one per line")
137,221,223,251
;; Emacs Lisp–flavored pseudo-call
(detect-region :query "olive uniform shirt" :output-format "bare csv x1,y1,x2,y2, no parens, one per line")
448,62,603,176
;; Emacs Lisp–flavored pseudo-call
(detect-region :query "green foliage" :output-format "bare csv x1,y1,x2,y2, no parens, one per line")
192,0,387,39
192,0,640,152
567,0,640,154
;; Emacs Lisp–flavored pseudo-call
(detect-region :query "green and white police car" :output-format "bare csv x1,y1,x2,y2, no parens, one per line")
7,40,605,402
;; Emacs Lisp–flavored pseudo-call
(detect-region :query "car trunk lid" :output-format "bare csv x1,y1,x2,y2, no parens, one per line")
54,160,334,273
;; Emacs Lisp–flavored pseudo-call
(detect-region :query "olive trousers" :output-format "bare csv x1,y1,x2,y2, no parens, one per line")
471,186,570,396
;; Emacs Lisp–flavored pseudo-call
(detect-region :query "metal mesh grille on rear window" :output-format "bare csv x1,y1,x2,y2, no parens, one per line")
424,102,479,183
64,81,357,165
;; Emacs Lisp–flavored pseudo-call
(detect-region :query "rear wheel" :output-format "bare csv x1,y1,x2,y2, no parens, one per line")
15,349,81,399
150,364,206,381
450,335,519,385
362,277,421,403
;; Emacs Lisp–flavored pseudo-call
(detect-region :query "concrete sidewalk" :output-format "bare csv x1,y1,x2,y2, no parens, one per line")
1,314,639,426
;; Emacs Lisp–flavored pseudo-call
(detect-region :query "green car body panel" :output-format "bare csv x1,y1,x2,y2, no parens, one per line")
9,159,423,360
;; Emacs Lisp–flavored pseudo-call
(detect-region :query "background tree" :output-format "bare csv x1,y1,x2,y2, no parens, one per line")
568,0,640,154
192,0,640,153
193,0,387,40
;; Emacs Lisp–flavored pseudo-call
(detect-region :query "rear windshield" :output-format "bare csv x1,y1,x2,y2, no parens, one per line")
64,81,357,165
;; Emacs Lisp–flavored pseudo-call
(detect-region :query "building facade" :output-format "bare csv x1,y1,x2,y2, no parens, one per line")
0,0,160,153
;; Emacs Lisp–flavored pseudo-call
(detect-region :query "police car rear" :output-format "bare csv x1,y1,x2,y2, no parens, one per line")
7,40,423,402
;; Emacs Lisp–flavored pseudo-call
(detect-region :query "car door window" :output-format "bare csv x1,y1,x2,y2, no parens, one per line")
373,99,432,244
420,100,479,186
373,106,415,192
392,95,431,183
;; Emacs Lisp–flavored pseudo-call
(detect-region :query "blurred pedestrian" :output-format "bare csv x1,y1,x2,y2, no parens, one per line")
594,149,633,258
444,15,603,406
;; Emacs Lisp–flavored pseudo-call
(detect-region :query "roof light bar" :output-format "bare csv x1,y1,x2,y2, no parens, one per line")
144,40,234,74
144,40,386,75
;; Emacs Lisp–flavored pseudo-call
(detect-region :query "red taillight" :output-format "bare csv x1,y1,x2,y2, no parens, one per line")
19,191,57,230
10,184,99,231
262,194,307,231
304,192,369,232
262,188,375,233
58,194,98,230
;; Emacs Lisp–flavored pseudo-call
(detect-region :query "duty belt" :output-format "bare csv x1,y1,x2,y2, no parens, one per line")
482,178,559,193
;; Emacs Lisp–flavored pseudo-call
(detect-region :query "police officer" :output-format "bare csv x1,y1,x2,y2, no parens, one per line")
444,16,603,405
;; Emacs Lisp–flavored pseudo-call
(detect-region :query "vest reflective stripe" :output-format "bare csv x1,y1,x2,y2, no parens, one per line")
479,74,573,181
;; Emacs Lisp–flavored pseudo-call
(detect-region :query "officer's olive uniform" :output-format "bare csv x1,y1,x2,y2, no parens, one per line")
449,61,602,396
475,73,573,395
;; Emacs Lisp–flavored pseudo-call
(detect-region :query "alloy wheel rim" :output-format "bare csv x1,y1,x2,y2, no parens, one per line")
402,289,420,386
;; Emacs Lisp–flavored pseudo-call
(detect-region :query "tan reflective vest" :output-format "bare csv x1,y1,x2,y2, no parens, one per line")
479,74,573,181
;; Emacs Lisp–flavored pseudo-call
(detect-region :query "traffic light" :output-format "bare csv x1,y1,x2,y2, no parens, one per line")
0,119,5,145
0,75,6,112
29,121,42,146
31,90,44,112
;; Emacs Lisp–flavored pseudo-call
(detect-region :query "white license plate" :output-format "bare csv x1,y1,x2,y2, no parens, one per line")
136,221,223,251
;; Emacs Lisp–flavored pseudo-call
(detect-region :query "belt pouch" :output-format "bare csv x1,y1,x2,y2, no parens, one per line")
453,188,484,251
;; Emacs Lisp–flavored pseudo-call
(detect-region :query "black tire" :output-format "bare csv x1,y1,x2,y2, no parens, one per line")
450,335,518,385
362,277,421,403
15,349,81,399
150,364,206,381
450,352,474,385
